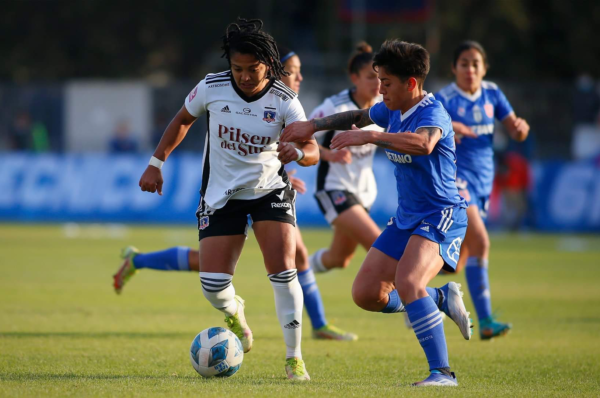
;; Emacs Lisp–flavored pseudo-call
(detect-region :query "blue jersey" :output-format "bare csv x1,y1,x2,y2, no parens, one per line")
369,93,467,230
436,81,514,197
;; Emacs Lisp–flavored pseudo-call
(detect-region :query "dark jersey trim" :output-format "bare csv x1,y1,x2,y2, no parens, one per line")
273,81,297,98
316,130,335,191
231,76,275,103
200,112,211,196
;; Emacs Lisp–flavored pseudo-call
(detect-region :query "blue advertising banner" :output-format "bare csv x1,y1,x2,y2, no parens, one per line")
2,153,599,232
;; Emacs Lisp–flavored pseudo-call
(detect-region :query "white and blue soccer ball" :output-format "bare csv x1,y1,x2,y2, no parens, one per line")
190,327,244,378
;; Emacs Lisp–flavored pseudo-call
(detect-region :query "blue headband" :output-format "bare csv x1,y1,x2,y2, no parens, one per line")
280,51,296,64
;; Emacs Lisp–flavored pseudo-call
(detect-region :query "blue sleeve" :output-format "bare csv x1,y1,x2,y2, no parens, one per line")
369,102,390,128
495,88,514,121
416,105,451,139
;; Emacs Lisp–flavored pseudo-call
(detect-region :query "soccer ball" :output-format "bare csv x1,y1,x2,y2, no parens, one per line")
189,327,244,378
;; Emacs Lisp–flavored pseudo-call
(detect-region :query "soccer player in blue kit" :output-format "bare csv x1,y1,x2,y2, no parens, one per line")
282,40,472,387
436,41,529,340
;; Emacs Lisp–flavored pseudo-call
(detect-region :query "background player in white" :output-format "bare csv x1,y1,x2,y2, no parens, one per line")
436,41,529,339
138,19,318,380
113,45,357,341
309,42,383,275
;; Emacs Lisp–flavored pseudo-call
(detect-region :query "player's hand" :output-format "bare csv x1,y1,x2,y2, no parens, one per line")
512,117,530,141
328,148,352,164
139,165,164,195
277,142,300,165
280,120,315,143
287,169,306,194
453,122,477,144
330,125,369,150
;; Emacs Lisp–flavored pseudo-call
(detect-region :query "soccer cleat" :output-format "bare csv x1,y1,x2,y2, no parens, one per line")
480,315,512,340
224,295,253,353
440,282,473,340
285,358,310,381
113,246,139,294
312,324,358,341
412,371,458,387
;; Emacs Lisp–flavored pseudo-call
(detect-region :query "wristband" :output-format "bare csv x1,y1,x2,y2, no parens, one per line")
295,148,305,162
149,156,164,169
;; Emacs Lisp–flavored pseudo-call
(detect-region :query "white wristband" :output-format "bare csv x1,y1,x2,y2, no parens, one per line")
149,156,164,169
295,148,305,162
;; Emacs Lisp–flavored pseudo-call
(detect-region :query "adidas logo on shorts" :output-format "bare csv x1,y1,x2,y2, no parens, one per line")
284,320,300,329
420,225,430,232
221,105,231,113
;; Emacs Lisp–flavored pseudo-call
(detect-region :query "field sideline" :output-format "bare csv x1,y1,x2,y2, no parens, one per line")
1,224,599,397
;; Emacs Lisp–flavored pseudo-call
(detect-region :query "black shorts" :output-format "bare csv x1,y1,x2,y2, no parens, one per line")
196,188,296,241
314,190,367,224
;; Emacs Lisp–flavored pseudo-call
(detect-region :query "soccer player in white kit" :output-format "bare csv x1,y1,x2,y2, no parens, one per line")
138,18,318,380
308,43,383,274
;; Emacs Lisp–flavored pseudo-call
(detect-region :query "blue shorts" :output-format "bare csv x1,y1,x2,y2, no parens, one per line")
456,177,490,220
372,206,468,272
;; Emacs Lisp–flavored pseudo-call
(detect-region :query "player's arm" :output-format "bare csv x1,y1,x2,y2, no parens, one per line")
330,125,442,156
319,144,352,164
280,109,373,143
502,113,529,142
278,138,319,167
139,106,197,195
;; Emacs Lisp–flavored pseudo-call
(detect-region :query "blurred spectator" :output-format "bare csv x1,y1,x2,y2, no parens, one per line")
495,151,531,232
9,111,33,151
573,74,600,126
108,120,139,153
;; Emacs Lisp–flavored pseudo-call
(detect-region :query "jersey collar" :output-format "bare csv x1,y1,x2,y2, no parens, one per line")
231,75,276,103
451,82,482,102
400,92,434,122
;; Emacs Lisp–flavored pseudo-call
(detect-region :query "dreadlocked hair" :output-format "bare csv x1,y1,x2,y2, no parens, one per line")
221,18,289,80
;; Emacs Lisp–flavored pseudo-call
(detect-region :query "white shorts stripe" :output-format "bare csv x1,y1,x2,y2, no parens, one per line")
315,191,339,224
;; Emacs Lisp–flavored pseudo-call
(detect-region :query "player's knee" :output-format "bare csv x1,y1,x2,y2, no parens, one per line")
294,244,309,271
470,234,490,256
351,281,385,312
331,252,354,269
396,277,426,304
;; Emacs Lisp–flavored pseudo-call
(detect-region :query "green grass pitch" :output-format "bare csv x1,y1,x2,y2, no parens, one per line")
1,224,599,397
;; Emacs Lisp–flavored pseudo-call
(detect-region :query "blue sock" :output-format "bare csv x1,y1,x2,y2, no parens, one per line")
297,268,327,329
133,247,191,271
381,289,405,313
465,257,492,321
426,287,441,308
406,296,450,371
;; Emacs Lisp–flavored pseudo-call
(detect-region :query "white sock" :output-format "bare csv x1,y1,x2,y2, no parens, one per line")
268,269,303,359
199,272,238,317
309,249,328,273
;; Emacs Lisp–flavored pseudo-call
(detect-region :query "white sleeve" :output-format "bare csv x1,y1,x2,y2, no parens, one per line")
184,80,207,117
309,99,336,139
283,96,307,126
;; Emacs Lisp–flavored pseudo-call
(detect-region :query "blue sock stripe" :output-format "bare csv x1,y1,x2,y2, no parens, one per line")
413,312,442,333
381,289,405,313
414,316,444,335
466,257,479,267
297,268,327,329
176,247,190,271
410,310,440,328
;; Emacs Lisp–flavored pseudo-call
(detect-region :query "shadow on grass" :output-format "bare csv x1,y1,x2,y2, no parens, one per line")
0,331,190,339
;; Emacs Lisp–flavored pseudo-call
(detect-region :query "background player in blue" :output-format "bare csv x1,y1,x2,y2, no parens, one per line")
436,41,530,340
282,40,472,387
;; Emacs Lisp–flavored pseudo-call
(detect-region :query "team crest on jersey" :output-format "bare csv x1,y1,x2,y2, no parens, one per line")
457,107,466,117
198,216,209,230
263,110,276,123
484,103,494,118
331,191,347,205
472,105,482,123
188,86,198,102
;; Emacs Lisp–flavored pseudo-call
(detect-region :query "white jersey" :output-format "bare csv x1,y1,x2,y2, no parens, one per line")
309,88,384,209
185,70,306,209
